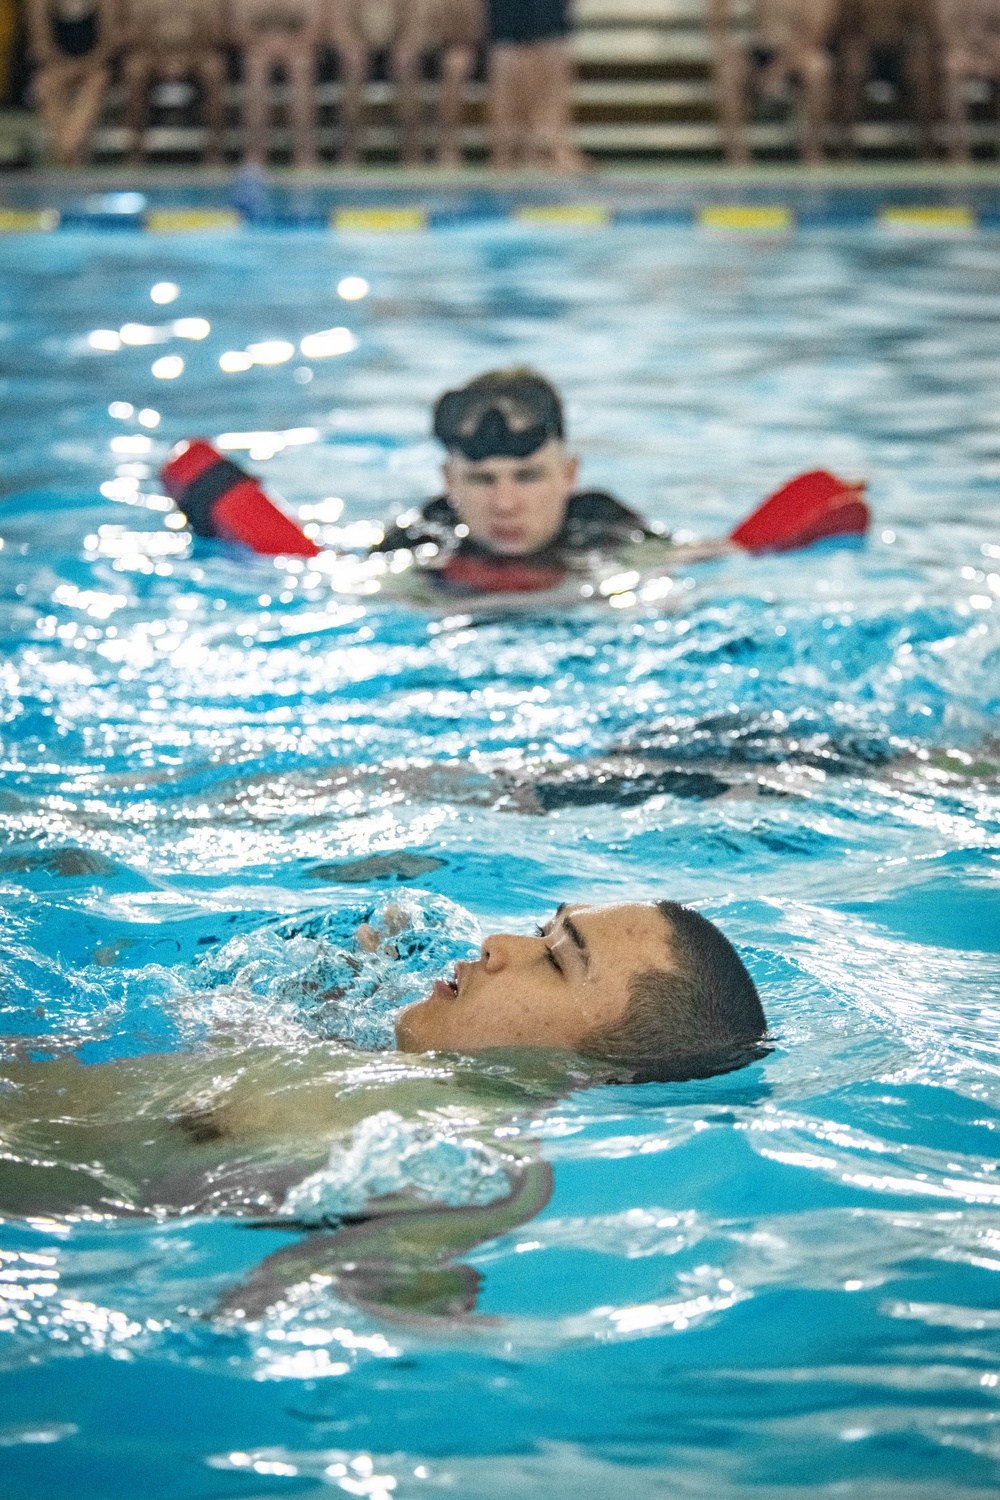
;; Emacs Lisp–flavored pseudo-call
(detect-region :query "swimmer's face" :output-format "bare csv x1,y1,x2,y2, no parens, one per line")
394,903,673,1054
443,439,579,555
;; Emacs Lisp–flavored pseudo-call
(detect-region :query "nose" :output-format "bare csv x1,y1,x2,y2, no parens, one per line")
489,478,522,514
480,932,538,971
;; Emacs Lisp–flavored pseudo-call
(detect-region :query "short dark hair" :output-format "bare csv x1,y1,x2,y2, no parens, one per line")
433,367,565,460
581,902,768,1084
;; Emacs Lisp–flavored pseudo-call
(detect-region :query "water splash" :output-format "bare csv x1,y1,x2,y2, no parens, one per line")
280,1109,514,1223
177,891,481,1051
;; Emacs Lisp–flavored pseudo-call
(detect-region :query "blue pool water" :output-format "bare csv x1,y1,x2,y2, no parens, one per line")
1,186,999,1498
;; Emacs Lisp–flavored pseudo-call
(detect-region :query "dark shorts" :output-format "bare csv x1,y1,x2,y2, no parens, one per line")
53,10,100,59
750,46,778,72
870,44,905,91
487,0,570,46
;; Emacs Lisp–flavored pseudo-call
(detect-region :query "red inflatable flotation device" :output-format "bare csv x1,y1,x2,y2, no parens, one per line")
730,470,869,554
160,442,869,571
160,439,320,558
438,554,567,594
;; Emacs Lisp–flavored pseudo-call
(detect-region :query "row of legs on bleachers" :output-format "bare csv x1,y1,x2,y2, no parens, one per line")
26,0,580,170
25,0,1000,169
711,0,1000,164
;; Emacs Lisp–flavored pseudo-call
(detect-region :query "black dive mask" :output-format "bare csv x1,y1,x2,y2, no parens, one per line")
433,380,564,461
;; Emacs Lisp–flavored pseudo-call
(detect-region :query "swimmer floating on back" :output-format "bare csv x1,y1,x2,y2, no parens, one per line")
161,367,870,603
1,899,765,1320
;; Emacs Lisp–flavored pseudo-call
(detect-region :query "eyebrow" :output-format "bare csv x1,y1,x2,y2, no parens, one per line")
541,906,589,967
561,915,590,969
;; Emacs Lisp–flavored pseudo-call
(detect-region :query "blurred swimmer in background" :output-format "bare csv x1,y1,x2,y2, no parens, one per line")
372,367,682,594
162,365,869,595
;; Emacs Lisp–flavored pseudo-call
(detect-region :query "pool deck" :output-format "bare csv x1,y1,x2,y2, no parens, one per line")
7,159,1000,188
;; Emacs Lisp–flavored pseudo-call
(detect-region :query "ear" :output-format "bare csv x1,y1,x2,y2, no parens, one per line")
564,452,580,488
442,458,455,496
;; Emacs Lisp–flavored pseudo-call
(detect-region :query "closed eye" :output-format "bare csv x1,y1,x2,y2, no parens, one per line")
535,925,563,972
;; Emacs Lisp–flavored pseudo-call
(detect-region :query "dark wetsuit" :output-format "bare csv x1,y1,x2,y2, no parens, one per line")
51,7,99,57
486,0,571,45
373,490,658,595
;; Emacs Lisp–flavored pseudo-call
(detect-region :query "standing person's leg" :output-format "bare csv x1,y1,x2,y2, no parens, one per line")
327,1,367,165
792,0,838,164
34,60,77,163
904,23,942,157
59,62,111,164
796,45,832,162
529,36,583,170
436,41,475,165
942,49,972,159
712,40,752,163
287,42,319,165
123,51,154,164
391,30,426,165
242,42,271,164
336,44,367,162
488,40,528,167
837,33,868,156
197,50,227,165
430,0,482,167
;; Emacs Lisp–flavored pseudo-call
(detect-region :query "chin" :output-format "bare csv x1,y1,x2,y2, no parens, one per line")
486,534,534,555
394,993,435,1051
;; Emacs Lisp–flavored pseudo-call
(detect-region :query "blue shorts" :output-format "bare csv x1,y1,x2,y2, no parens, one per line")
487,0,570,45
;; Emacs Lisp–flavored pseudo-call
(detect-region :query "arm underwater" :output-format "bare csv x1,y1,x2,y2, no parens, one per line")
0,1042,558,1325
160,438,871,604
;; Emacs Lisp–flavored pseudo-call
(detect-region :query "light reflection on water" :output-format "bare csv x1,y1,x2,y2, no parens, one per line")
0,210,999,1497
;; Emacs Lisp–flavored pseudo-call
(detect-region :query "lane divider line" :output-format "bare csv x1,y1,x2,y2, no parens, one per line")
515,204,611,227
146,209,241,232
332,207,428,233
0,209,60,232
698,205,795,235
0,202,989,236
879,205,977,234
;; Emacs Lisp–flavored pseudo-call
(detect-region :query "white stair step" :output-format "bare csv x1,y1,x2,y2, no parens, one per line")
571,27,715,63
572,0,754,22
92,118,986,158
